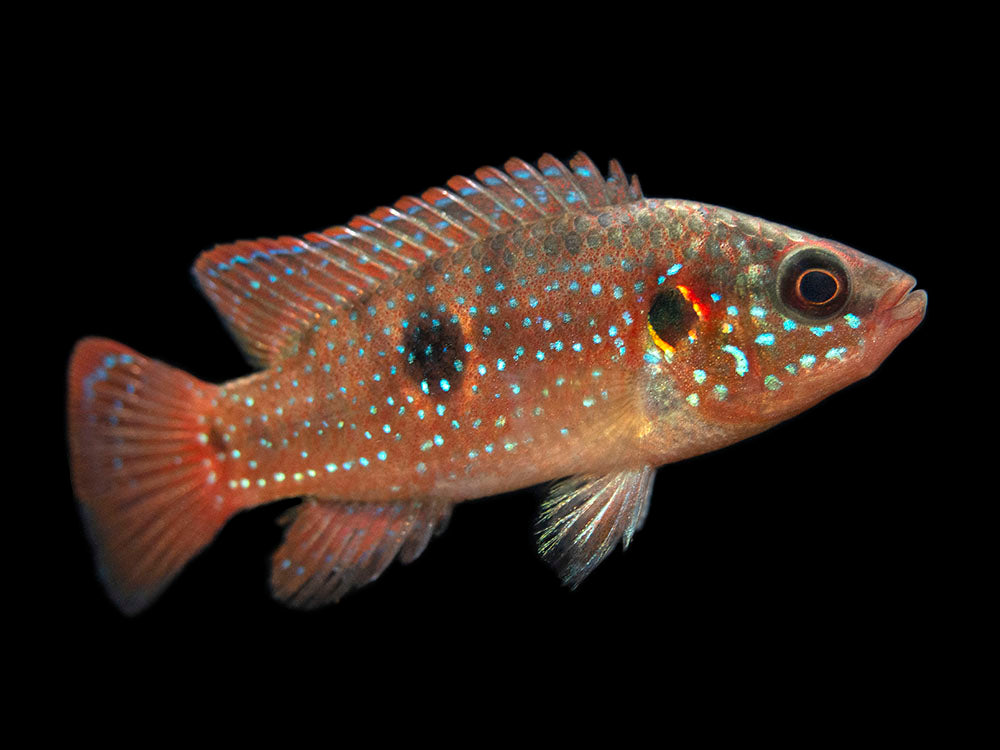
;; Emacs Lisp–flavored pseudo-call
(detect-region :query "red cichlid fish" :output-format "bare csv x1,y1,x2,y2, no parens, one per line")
67,153,926,614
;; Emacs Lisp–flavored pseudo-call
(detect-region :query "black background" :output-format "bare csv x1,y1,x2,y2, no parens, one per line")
40,48,971,706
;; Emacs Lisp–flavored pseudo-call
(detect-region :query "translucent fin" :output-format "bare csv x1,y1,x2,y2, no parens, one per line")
192,153,643,367
67,338,234,615
271,498,453,609
537,465,656,589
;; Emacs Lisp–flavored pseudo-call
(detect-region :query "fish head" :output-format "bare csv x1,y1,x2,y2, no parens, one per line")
638,205,926,458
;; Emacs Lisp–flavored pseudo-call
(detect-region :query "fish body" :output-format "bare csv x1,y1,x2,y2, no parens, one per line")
67,153,926,613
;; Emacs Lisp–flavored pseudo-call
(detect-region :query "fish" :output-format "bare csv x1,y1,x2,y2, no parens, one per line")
67,152,927,614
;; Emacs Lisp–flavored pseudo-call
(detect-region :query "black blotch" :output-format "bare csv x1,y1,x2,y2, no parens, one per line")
404,313,465,396
648,289,698,348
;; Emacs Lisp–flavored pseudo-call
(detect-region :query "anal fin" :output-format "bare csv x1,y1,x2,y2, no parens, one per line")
271,497,453,609
537,466,656,588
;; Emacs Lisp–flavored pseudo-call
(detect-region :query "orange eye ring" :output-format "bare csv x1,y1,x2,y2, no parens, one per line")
777,247,850,320
795,268,840,306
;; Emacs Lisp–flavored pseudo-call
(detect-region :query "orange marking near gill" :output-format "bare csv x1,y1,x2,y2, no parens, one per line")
675,284,709,320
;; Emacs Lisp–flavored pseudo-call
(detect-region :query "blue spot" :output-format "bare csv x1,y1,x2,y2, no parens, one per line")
722,345,749,376
377,451,387,461
666,263,683,276
755,333,775,346
591,282,602,295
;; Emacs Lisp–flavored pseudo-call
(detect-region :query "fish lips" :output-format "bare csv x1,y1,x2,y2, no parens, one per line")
881,274,928,336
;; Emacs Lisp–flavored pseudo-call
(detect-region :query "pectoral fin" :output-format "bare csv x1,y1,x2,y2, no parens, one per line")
537,465,656,588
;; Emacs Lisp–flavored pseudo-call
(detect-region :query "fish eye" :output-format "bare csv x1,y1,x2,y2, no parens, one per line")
777,248,850,319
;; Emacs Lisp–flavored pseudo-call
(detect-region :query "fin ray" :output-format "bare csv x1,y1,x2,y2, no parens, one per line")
68,338,237,614
537,465,656,588
271,498,453,609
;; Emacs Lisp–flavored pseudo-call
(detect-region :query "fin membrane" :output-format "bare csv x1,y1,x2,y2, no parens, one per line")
271,498,453,609
193,152,643,368
67,338,233,615
537,465,656,588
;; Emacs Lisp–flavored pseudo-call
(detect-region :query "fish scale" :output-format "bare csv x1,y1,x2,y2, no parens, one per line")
67,152,926,613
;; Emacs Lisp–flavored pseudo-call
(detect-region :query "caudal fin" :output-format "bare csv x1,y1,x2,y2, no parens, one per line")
67,338,232,615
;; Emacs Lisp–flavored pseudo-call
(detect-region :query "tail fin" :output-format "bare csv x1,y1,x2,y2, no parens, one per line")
67,338,232,615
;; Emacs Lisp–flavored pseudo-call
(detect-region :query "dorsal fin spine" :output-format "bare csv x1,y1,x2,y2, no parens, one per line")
410,195,480,245
443,177,504,232
423,188,488,242
341,221,421,269
507,158,568,212
541,155,591,209
462,170,526,226
394,197,461,255
475,166,548,222
378,209,438,259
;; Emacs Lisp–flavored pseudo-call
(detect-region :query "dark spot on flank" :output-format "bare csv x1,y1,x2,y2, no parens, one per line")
404,312,465,397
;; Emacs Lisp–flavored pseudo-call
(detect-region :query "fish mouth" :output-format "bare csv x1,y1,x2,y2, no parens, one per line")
882,275,927,332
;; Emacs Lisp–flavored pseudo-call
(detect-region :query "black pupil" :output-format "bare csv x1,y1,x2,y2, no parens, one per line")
799,270,838,304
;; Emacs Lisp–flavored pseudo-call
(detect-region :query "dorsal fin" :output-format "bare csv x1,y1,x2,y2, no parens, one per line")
193,152,643,367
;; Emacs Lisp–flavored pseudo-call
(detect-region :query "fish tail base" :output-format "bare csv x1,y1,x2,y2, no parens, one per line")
67,338,232,615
